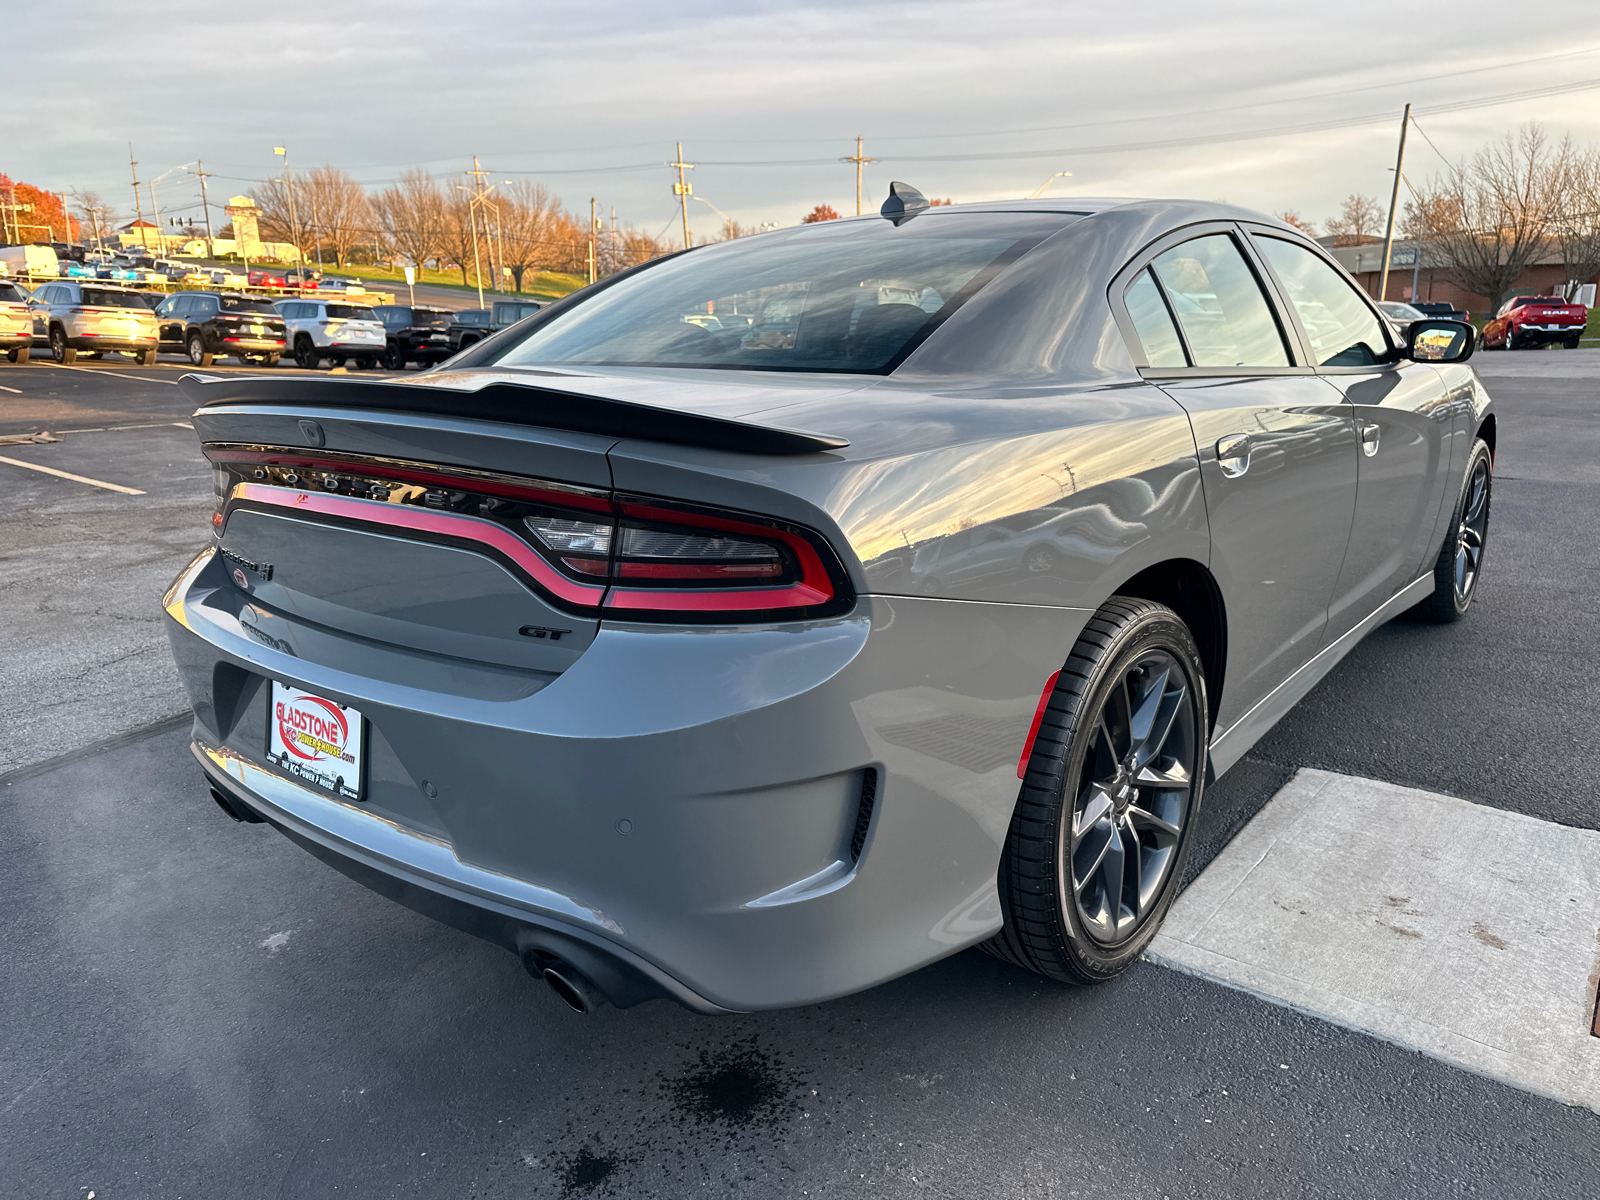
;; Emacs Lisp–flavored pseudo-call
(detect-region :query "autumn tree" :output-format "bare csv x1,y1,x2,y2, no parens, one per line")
1277,211,1317,236
374,169,448,273
495,181,563,292
0,174,79,243
1412,123,1568,311
802,204,840,223
1324,193,1384,246
929,198,954,207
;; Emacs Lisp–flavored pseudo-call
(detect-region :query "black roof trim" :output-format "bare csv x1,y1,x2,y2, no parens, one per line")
178,374,849,456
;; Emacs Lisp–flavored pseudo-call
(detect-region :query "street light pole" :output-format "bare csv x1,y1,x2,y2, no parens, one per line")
1378,104,1411,304
275,146,300,269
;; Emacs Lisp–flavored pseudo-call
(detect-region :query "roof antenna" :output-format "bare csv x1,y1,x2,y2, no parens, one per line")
881,182,930,225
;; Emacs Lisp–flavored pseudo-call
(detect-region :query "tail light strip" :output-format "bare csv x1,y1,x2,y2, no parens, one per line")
227,483,607,606
210,449,851,621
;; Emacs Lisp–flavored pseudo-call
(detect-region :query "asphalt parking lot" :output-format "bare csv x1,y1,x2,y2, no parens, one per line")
2,353,1598,1198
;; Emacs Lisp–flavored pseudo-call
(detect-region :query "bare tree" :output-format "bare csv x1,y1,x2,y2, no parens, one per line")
442,183,480,286
1324,193,1385,246
1414,124,1568,312
374,169,447,274
300,168,371,267
495,181,564,292
72,189,115,246
255,175,311,261
1553,144,1600,289
1277,210,1317,236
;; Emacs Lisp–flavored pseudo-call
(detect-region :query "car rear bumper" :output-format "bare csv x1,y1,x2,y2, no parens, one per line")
319,340,383,353
162,543,1089,1011
65,333,159,351
218,337,288,351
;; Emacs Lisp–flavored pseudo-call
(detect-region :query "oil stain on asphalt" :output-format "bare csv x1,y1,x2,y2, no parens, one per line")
540,1034,803,1197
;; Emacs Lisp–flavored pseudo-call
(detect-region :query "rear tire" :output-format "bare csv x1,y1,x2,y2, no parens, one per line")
1565,334,1581,349
139,348,158,367
187,331,213,367
382,341,405,370
354,355,375,370
984,597,1207,984
6,345,29,363
1505,331,1519,350
1418,438,1492,623
50,327,75,364
294,337,320,370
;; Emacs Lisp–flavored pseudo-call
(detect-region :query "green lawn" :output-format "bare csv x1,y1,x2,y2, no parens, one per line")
320,264,586,303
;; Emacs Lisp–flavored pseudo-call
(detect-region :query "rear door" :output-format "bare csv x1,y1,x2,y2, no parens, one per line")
1115,225,1360,733
1249,231,1454,640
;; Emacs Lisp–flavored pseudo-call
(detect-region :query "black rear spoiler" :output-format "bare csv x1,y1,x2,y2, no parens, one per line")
178,374,848,456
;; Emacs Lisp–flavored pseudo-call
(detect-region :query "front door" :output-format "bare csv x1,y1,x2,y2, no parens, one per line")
1125,231,1360,733
1248,233,1455,639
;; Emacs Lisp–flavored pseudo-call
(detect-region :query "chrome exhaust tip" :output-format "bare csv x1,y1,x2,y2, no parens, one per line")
542,965,605,1014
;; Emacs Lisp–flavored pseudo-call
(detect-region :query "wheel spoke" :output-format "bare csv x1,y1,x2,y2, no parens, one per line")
1116,818,1143,921
1134,759,1190,791
1128,666,1170,745
1075,785,1114,838
1135,685,1185,768
1097,821,1128,922
1127,803,1181,842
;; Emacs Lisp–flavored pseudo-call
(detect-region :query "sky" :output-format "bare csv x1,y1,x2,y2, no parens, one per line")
14,1,1600,245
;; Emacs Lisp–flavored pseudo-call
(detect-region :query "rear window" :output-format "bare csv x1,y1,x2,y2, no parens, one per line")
326,304,375,320
81,288,148,309
412,309,453,328
489,213,1060,373
0,282,23,302
219,296,278,314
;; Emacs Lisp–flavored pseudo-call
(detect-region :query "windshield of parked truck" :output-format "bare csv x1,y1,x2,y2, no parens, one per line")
489,212,1067,373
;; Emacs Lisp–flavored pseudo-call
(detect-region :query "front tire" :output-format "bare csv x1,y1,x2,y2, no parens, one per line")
985,597,1207,984
294,337,321,370
1418,438,1492,623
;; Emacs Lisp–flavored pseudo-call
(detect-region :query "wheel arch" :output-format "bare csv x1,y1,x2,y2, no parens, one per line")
1110,557,1226,729
1476,412,1497,462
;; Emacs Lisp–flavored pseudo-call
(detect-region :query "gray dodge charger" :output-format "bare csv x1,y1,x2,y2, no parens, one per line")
164,189,1493,1014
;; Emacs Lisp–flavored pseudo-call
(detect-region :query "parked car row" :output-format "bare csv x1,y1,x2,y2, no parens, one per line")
0,271,548,370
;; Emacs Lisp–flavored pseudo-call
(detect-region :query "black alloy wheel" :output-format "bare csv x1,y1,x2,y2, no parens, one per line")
986,597,1207,983
50,326,74,364
382,341,405,370
294,337,320,370
187,331,213,367
1420,437,1493,623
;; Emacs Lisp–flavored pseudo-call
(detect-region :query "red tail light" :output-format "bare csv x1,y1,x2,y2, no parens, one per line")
204,447,850,621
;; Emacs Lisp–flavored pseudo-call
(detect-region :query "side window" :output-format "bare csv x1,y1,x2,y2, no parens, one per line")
1123,269,1186,367
1150,234,1289,368
1252,236,1391,367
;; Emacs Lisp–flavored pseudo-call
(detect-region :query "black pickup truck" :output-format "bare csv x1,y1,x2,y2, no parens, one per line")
448,298,544,352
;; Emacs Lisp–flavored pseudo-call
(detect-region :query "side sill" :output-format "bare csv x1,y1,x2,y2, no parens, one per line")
1208,573,1434,777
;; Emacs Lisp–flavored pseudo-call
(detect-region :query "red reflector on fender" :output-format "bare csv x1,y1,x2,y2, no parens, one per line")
1017,670,1062,779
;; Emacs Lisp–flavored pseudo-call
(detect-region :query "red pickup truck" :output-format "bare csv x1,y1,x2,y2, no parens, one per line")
1483,295,1589,350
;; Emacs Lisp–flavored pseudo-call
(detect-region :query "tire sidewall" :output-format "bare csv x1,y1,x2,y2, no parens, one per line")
1034,607,1208,980
1445,440,1493,616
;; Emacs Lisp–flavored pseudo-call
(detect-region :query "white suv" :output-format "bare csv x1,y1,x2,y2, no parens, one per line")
275,298,387,370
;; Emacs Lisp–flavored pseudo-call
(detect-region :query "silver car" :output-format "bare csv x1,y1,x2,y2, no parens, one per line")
165,193,1492,1014
29,280,160,364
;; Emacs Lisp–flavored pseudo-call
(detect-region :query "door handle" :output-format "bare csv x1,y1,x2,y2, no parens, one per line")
1360,422,1381,457
1216,434,1251,478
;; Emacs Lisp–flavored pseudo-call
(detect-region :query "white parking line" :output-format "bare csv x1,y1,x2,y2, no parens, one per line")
42,364,180,385
0,454,146,495
0,383,22,394
1151,769,1600,1111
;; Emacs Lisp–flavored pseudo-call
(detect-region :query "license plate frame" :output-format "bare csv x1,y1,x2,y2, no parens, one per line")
266,681,366,801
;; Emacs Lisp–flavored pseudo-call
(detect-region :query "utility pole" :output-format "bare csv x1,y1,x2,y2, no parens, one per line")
310,191,324,273
1377,104,1410,304
588,197,598,285
464,157,496,298
129,145,146,250
843,136,875,216
670,142,694,248
195,159,216,257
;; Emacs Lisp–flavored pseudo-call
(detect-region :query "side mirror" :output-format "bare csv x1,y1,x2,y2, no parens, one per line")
1403,319,1474,364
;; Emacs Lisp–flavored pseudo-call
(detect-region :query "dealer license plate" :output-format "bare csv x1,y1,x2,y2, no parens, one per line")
267,682,365,800
430,333,447,341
